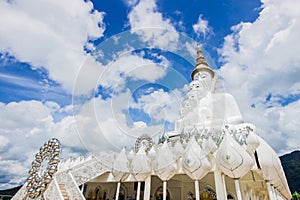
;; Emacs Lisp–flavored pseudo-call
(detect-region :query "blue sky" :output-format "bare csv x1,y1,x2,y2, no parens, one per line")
0,0,300,189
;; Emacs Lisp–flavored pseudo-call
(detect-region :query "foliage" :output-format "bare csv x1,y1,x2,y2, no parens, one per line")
280,150,300,193
0,185,22,199
292,191,300,200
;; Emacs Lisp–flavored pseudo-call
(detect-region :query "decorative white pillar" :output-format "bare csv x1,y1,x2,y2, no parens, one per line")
250,188,253,199
144,176,151,200
222,174,227,197
163,181,167,200
271,185,278,200
214,170,227,200
266,181,274,200
234,179,242,200
115,182,121,200
195,180,200,200
136,182,141,200
245,189,250,200
81,183,85,193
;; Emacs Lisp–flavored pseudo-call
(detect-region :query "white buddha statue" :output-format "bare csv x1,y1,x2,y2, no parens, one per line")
176,44,243,131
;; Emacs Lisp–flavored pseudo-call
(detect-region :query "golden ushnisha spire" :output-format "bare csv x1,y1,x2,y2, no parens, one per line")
191,43,215,80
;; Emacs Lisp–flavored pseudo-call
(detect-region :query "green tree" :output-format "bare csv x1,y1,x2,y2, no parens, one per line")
292,191,300,200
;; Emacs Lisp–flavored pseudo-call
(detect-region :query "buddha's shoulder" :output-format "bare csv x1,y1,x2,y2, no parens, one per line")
211,92,236,100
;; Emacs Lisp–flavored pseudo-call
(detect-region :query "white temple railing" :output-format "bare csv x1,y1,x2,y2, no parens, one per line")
43,177,64,200
54,170,85,200
71,159,109,185
68,172,86,199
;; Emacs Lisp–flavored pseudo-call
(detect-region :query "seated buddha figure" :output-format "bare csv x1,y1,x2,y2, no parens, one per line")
176,45,243,131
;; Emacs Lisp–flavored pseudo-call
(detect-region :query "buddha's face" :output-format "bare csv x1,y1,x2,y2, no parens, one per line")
193,71,212,90
190,71,212,98
189,81,206,99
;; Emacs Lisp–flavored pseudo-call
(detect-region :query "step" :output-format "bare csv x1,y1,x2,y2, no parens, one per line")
58,183,69,200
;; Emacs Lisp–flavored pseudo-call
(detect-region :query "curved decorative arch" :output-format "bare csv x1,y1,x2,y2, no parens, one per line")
135,134,153,153
200,186,217,200
227,192,236,200
87,189,93,200
153,186,171,200
102,189,108,200
93,185,102,200
118,184,127,200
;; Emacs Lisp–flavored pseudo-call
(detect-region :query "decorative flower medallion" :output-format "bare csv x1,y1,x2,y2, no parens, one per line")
135,135,153,153
26,138,61,199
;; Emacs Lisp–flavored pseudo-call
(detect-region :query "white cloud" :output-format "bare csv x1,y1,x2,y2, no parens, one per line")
0,100,84,153
0,160,28,189
0,84,185,189
193,14,211,37
95,52,170,93
276,101,300,153
127,0,179,50
74,89,180,153
130,88,184,124
123,0,139,7
0,73,41,89
73,55,106,96
0,101,53,188
0,100,83,189
0,0,105,94
0,135,9,150
218,0,300,154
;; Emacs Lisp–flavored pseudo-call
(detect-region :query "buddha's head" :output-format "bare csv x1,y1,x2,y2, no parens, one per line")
191,44,215,94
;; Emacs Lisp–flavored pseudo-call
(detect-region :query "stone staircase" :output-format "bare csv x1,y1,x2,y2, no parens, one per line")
58,183,69,200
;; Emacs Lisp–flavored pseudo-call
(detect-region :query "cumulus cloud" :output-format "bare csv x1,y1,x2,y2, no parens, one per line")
97,52,170,93
218,0,300,154
0,101,53,188
127,0,179,50
0,85,186,188
193,14,211,37
0,0,192,186
0,0,105,94
74,85,187,153
130,88,184,124
0,100,83,189
122,0,139,7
